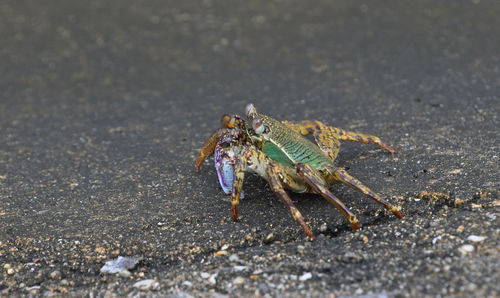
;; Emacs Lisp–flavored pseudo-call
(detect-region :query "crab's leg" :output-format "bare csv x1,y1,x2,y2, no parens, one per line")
283,120,341,161
232,146,314,239
332,167,403,219
230,149,250,221
295,162,361,231
265,164,314,240
333,127,397,154
196,128,227,171
283,120,397,156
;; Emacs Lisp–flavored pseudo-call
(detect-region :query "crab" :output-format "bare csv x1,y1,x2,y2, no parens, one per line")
196,104,403,240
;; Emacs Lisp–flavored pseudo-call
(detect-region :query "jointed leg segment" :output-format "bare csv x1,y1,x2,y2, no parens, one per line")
230,149,252,221
266,164,314,240
231,146,315,239
333,167,403,219
295,162,360,231
283,120,397,157
196,128,227,171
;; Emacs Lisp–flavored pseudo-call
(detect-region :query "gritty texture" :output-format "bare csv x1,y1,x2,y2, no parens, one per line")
0,0,499,297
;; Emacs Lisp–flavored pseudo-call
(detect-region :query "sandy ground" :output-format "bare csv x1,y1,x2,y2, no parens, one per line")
1,1,499,297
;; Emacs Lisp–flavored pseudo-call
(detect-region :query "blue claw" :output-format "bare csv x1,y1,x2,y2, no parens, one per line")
214,141,244,198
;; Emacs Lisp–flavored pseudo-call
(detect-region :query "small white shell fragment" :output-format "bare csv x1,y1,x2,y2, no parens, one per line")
200,272,210,279
466,235,487,242
233,276,245,285
458,244,474,256
100,256,141,274
133,279,159,290
299,272,312,281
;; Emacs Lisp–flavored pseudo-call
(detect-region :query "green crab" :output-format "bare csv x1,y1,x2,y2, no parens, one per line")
196,104,403,240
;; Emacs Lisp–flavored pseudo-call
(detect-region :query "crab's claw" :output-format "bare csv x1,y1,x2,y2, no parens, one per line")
214,141,244,198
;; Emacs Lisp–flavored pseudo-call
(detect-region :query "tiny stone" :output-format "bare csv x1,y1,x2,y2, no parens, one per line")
208,274,217,285
299,272,312,281
3,264,11,270
297,245,305,254
466,235,487,242
233,265,249,271
7,268,15,275
229,254,240,262
133,279,159,291
182,281,193,287
25,286,41,292
263,233,275,244
119,270,132,277
200,272,210,279
319,223,328,232
49,270,61,280
466,283,478,291
233,276,245,285
100,256,141,274
259,283,270,292
458,244,474,255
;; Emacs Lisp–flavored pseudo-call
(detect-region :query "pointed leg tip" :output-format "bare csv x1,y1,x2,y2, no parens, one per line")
351,222,361,231
380,142,397,154
389,205,404,219
195,161,202,171
231,205,239,221
305,227,315,241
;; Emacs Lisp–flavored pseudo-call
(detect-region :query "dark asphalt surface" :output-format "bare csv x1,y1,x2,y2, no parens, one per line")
1,1,499,297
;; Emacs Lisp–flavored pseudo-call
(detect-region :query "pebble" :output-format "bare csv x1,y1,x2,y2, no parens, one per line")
25,286,41,292
299,272,312,281
233,276,245,285
259,283,270,292
297,245,305,254
229,254,241,262
233,265,249,271
208,274,217,285
100,256,141,274
200,272,210,279
133,279,159,291
49,270,61,280
319,223,328,232
119,270,132,277
263,233,275,244
458,244,474,255
466,235,487,242
201,272,217,285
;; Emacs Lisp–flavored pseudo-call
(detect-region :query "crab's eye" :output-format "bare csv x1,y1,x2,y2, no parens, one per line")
245,103,256,117
252,118,266,135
